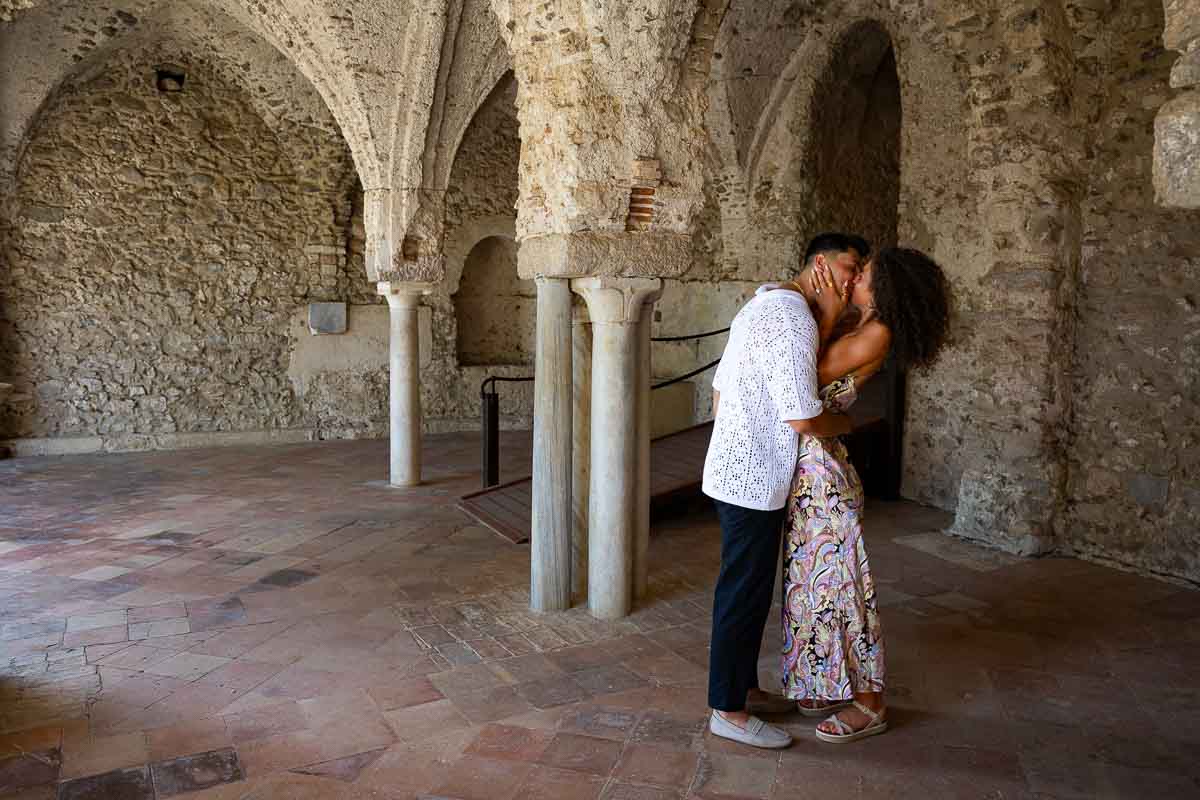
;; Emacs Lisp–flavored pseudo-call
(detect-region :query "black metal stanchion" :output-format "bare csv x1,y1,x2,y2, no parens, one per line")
481,380,500,489
478,376,534,489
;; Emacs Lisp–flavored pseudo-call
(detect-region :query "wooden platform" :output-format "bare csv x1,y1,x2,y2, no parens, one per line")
457,422,714,544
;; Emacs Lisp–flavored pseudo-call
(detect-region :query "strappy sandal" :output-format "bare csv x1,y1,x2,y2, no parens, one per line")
814,701,888,743
795,698,853,718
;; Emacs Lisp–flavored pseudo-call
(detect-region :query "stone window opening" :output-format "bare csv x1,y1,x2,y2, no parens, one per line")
453,236,534,366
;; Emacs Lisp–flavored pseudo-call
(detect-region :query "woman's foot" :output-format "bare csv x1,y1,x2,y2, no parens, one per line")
815,701,888,743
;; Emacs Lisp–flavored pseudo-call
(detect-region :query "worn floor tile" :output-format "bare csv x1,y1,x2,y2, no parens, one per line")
367,675,443,711
57,766,153,800
516,675,592,710
150,748,244,797
146,717,232,762
536,732,624,776
432,754,534,800
129,618,191,640
0,749,61,792
289,748,386,783
60,731,147,780
464,723,554,762
383,698,471,742
143,652,231,681
65,611,127,633
692,751,777,798
222,701,309,744
600,782,684,800
515,764,607,800
614,744,700,788
0,726,63,759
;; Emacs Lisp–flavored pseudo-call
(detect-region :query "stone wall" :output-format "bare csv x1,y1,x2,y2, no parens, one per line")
1064,0,1200,583
0,43,376,451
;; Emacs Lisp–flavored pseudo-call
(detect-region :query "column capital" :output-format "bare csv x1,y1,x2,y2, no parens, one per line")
377,281,435,309
571,277,663,325
518,232,691,281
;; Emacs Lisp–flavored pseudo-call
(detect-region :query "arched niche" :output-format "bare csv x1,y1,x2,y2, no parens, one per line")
453,235,534,366
807,21,901,250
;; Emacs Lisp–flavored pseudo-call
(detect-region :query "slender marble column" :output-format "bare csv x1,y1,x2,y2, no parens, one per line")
377,282,432,487
573,277,663,620
531,278,574,612
571,301,592,603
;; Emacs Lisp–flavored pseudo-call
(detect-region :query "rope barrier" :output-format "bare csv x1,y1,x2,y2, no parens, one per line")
652,358,721,391
651,327,730,342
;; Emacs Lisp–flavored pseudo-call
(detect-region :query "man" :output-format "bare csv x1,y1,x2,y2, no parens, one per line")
703,232,868,749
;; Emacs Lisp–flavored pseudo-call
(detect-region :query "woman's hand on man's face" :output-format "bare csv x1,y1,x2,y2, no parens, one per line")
809,259,851,323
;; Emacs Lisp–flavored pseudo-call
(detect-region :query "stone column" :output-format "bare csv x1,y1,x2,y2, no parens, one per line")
531,278,573,612
571,301,592,603
377,282,433,487
634,291,662,600
1154,0,1200,208
573,277,663,620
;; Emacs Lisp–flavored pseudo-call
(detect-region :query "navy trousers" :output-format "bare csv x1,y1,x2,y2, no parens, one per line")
707,498,786,711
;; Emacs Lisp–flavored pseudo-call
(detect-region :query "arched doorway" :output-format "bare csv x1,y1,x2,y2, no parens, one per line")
453,235,534,366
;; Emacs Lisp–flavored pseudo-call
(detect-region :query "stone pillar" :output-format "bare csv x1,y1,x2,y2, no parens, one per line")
573,277,663,620
530,278,573,612
1154,0,1200,208
571,301,592,603
634,292,662,600
377,282,433,487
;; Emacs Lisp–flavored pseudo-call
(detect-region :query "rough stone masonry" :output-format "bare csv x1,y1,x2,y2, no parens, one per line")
0,0,1197,587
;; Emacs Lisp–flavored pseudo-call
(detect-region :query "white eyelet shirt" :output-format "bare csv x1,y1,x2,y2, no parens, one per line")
702,284,823,511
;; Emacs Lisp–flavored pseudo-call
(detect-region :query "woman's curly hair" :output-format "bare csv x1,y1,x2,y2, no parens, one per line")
869,247,951,370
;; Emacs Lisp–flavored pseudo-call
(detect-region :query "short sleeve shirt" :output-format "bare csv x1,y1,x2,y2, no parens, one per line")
702,285,823,511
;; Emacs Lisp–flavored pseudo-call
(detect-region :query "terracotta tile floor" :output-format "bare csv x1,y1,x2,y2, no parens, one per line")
1,432,1198,799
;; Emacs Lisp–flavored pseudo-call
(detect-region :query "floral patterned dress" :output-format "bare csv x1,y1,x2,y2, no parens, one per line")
781,375,886,701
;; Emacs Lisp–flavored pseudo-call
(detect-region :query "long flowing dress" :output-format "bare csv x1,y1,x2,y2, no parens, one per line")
781,375,886,701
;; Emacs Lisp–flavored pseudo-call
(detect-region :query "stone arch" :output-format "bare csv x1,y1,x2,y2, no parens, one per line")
444,214,517,295
0,0,383,199
452,234,534,367
0,26,366,447
431,56,513,197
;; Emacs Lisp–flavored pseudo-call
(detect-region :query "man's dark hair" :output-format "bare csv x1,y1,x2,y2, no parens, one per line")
802,232,871,267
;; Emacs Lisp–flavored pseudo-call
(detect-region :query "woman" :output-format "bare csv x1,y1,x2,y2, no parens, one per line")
781,246,951,743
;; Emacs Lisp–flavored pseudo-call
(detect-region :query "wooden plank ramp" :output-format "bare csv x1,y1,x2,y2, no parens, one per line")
457,422,714,544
